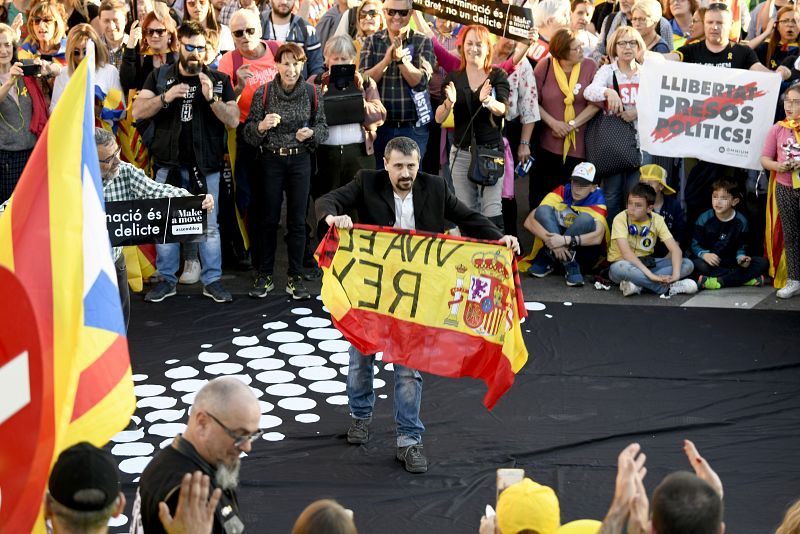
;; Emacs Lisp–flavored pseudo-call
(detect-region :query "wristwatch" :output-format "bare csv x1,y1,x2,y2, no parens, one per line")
209,94,222,104
568,119,576,128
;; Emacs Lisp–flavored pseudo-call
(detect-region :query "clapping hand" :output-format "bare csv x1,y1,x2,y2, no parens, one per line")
443,81,457,104
479,79,492,104
684,439,723,498
127,20,142,48
158,471,222,534
296,127,314,142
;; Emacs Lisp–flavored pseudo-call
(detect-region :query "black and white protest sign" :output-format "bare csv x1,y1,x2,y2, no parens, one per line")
106,196,207,246
638,60,780,170
412,0,533,43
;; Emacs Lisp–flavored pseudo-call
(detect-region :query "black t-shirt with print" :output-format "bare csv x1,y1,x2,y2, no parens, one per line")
677,41,759,69
176,73,202,167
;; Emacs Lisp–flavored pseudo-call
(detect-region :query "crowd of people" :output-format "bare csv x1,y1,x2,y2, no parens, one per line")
3,0,800,305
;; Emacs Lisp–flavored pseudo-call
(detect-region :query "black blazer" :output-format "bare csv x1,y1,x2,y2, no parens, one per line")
316,169,503,240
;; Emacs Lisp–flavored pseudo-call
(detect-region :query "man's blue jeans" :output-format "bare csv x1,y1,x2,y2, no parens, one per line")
374,124,429,170
602,168,641,223
609,257,694,294
347,345,424,447
155,167,221,286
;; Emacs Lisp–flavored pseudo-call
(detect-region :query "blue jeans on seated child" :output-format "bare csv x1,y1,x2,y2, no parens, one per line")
691,256,769,287
535,206,597,242
609,257,694,295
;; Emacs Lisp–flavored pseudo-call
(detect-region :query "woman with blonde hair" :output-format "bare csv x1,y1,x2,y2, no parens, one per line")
776,500,800,534
631,0,670,52
585,25,645,221
292,499,357,534
332,0,385,64
18,1,67,77
49,23,124,128
119,4,178,92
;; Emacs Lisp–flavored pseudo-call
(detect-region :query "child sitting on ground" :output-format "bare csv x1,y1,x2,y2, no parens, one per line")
608,183,698,297
639,164,688,254
523,162,609,287
691,179,769,289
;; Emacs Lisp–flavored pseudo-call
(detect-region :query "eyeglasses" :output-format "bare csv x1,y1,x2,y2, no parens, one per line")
206,412,265,447
630,16,650,23
72,48,86,56
32,16,55,24
779,18,798,24
146,27,167,36
99,146,121,164
359,9,379,18
784,98,800,105
232,27,257,38
385,8,410,17
707,2,729,10
570,44,583,52
182,43,206,52
617,39,640,47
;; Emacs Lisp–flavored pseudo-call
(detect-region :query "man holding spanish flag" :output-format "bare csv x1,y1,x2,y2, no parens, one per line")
316,137,521,474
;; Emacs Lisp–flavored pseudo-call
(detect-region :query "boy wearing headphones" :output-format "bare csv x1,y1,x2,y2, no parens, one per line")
608,183,697,297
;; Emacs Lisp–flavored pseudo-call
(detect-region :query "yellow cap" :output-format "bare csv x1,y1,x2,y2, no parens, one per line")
496,478,560,534
639,164,676,195
555,519,603,534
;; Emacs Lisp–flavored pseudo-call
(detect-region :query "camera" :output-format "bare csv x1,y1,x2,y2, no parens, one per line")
20,59,41,77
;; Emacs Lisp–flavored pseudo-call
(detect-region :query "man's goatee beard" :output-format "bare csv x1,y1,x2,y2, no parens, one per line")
215,459,241,490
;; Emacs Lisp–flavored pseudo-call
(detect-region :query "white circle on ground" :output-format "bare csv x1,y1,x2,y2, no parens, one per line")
291,308,312,315
309,381,346,393
322,306,329,313
233,328,241,332
165,366,199,379
330,352,349,365
201,343,213,348
199,351,228,363
297,316,331,328
259,401,274,413
339,366,348,375
111,428,145,443
545,314,553,319
182,392,198,405
249,387,264,399
295,413,320,423
165,359,179,364
233,336,259,346
137,396,177,410
373,378,386,389
267,331,304,343
318,340,351,353
263,321,288,330
289,355,327,367
131,415,141,425
247,358,285,371
149,423,186,437
236,346,275,359
307,328,342,340
278,342,315,356
262,432,285,441
132,374,148,382
112,442,155,457
119,457,153,474
259,415,282,429
172,379,208,393
134,384,165,397
108,514,128,527
278,398,317,411
384,363,394,371
299,366,337,381
227,374,253,385
563,302,573,306
145,409,186,423
376,352,384,361
379,394,388,399
159,438,173,449
266,384,307,397
524,302,546,311
326,395,348,405
255,370,296,384
205,362,244,375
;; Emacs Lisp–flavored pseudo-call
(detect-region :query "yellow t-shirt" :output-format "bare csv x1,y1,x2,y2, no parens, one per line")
607,211,673,263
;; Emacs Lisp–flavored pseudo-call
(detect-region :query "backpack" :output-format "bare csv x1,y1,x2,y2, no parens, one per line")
229,40,281,87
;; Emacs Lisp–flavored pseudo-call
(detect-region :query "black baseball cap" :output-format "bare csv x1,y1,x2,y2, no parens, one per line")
48,442,120,512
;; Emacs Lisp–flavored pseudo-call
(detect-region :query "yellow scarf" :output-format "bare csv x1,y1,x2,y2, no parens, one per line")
778,119,800,188
552,59,581,162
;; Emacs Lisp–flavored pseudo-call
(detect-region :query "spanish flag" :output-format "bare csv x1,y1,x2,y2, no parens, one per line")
0,48,135,532
316,225,528,409
766,172,788,288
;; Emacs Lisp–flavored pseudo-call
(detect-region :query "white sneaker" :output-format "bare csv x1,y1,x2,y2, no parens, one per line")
668,279,699,296
620,280,642,297
777,279,800,299
178,259,201,285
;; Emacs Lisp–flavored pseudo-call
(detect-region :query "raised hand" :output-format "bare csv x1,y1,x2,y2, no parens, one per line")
684,439,723,498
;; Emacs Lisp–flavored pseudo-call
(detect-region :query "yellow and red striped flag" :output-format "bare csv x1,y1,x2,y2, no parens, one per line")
766,172,788,288
316,225,528,409
0,48,135,532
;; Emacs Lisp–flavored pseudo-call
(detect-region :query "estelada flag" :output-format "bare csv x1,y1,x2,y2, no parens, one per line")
766,172,788,288
316,224,528,409
0,47,135,532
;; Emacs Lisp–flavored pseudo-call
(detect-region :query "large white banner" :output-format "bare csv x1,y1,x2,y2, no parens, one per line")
637,60,782,170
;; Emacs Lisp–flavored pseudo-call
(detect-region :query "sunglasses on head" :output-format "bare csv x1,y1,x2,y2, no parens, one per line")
359,9,379,18
385,8,410,17
707,2,729,10
146,27,167,36
32,16,55,24
232,27,257,38
183,43,206,52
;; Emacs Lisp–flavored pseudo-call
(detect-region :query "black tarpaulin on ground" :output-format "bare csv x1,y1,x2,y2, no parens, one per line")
115,296,800,533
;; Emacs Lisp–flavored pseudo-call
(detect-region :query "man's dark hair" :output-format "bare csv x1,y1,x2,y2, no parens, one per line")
628,183,657,206
384,137,420,159
711,178,741,199
178,20,206,40
652,472,723,534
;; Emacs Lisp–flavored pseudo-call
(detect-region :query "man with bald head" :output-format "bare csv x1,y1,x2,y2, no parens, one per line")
131,377,262,534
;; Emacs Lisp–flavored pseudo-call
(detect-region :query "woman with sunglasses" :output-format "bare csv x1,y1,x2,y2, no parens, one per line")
184,0,233,53
120,5,178,93
49,23,124,130
585,25,646,222
18,2,67,79
0,23,44,203
332,0,385,64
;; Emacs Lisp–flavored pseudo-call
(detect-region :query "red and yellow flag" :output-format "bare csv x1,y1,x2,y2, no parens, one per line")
316,225,528,409
0,51,135,532
766,172,788,288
